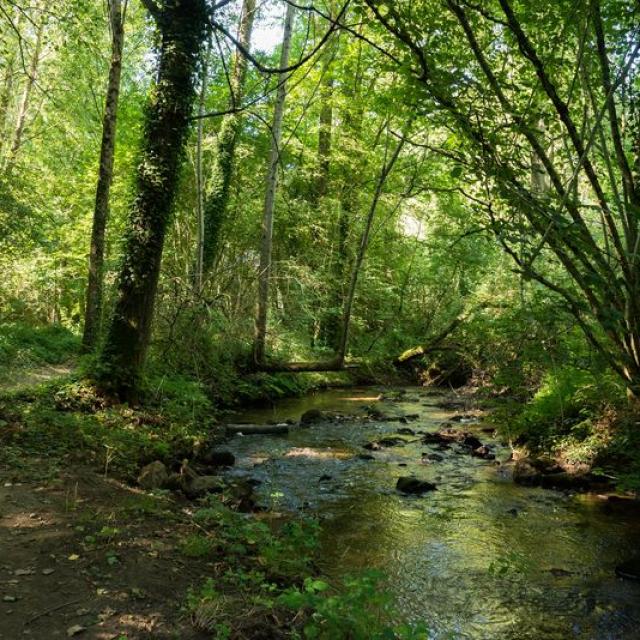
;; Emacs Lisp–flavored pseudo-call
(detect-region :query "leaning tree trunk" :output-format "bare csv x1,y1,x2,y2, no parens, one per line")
98,0,207,400
253,4,295,365
335,131,406,366
4,11,44,176
82,0,126,352
201,0,256,273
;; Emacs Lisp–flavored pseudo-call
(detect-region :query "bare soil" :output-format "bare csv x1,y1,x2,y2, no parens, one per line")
0,466,213,640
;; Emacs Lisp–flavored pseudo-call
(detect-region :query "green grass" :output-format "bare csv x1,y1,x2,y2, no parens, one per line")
0,322,79,374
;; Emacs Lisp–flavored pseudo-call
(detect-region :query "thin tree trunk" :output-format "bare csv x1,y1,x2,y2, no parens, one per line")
313,57,334,202
4,12,44,175
0,23,19,157
98,0,208,400
194,48,208,293
82,0,126,352
322,47,365,351
253,4,295,365
201,0,256,273
335,131,406,366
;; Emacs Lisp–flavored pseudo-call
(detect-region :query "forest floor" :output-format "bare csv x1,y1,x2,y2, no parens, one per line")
0,363,216,639
0,463,211,640
0,361,75,393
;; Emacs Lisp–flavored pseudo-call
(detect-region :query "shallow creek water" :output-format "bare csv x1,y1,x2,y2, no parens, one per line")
222,387,640,639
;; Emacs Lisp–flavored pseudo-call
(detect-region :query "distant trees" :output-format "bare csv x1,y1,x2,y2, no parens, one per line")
365,0,640,397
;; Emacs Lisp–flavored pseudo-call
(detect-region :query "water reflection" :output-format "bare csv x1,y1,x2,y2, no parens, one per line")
224,387,640,639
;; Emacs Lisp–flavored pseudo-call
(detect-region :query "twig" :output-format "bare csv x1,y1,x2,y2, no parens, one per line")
24,598,85,626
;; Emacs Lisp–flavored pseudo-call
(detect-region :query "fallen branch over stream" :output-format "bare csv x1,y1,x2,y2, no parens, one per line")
254,360,361,373
225,423,290,435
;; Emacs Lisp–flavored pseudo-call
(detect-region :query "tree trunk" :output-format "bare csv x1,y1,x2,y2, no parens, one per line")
82,0,126,352
0,15,19,156
194,47,208,293
201,0,256,273
253,4,295,365
321,49,364,351
335,131,406,366
4,11,44,175
97,0,208,400
313,54,334,203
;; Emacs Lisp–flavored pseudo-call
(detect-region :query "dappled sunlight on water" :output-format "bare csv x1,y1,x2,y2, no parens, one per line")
224,387,640,639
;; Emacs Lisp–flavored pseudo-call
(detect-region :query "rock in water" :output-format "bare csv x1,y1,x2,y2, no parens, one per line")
422,452,444,462
462,435,483,449
615,558,640,580
137,461,168,490
396,477,437,494
300,409,326,425
472,445,495,460
364,436,406,450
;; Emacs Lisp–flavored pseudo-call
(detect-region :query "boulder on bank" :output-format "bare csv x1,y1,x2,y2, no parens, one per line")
512,458,543,486
137,461,169,490
188,475,225,497
396,477,437,494
198,449,235,467
512,457,600,490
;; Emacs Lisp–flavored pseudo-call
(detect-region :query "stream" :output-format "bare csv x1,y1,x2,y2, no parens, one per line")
221,386,640,639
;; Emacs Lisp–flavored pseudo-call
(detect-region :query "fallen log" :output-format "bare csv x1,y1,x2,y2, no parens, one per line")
225,423,290,436
255,360,360,373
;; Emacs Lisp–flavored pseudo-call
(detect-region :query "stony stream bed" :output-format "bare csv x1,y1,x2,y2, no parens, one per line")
220,387,640,639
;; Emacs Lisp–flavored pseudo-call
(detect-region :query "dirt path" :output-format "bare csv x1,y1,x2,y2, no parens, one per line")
0,362,75,393
0,467,211,639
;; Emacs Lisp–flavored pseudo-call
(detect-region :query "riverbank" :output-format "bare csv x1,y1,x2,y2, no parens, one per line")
2,372,640,638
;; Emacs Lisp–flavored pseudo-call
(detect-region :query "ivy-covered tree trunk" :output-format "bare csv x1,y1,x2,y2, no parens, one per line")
82,0,126,352
98,0,207,399
201,0,256,273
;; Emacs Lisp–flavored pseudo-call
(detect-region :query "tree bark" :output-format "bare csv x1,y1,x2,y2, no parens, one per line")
335,131,406,366
82,0,126,352
4,10,44,175
321,46,365,351
97,0,208,400
253,4,295,365
313,51,335,203
201,0,256,273
0,13,19,155
194,47,208,293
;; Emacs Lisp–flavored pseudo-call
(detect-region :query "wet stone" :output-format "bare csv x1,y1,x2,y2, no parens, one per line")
396,477,437,495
